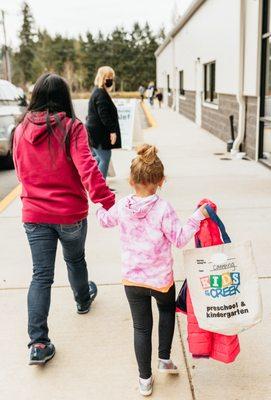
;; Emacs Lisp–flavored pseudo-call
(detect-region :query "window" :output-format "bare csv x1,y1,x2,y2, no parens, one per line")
204,62,217,104
179,71,185,96
167,74,171,93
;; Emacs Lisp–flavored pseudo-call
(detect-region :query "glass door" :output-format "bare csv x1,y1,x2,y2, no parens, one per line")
260,0,271,165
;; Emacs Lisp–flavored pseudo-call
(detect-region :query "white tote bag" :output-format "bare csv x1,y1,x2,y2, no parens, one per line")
184,240,262,335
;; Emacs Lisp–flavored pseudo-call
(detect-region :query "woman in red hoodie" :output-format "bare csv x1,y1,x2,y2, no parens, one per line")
13,73,115,365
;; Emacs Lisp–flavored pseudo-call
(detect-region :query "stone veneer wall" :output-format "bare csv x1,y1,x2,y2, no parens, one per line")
244,97,258,159
163,89,258,158
167,92,174,108
201,94,258,158
178,90,196,121
201,94,239,143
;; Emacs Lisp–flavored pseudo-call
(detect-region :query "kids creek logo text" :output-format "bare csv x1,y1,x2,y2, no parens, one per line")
200,272,240,299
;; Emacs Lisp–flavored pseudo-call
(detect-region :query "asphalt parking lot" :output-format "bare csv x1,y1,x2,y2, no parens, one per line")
0,169,18,201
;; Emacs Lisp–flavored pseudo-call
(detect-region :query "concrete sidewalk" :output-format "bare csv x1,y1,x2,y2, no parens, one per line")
0,106,271,399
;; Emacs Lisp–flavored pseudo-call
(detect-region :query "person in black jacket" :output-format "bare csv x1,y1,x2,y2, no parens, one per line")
86,66,121,179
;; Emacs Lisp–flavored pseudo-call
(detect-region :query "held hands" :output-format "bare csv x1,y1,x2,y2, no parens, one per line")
110,133,117,145
199,203,210,218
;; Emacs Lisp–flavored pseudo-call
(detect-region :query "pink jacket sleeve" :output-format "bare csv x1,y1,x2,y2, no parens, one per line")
96,205,119,228
161,203,205,248
70,121,115,210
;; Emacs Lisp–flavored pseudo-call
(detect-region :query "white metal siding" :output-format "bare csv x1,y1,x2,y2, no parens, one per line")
156,41,174,89
156,0,260,97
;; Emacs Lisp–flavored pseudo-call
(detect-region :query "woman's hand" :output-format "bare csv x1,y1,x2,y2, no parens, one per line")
110,133,117,145
199,204,209,218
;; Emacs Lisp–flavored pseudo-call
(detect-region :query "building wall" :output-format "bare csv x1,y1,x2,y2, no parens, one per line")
174,0,240,94
156,41,174,90
157,0,261,95
201,94,239,143
179,91,196,121
200,94,258,159
155,0,261,160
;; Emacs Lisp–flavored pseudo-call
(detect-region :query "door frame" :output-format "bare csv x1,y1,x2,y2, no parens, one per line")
195,59,202,126
259,0,270,163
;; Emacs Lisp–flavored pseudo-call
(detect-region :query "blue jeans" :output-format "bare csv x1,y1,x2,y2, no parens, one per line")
24,219,90,347
92,146,112,179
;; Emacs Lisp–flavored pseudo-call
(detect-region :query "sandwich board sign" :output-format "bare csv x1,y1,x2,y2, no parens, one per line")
114,99,143,150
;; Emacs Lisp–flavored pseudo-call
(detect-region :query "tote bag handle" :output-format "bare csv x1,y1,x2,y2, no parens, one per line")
204,204,231,244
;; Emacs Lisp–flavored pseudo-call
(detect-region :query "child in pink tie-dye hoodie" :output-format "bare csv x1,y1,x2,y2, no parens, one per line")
97,144,207,396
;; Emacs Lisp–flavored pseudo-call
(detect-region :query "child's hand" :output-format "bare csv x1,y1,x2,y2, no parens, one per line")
199,204,209,218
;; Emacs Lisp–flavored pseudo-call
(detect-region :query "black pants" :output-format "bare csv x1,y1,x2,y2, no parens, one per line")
125,284,176,379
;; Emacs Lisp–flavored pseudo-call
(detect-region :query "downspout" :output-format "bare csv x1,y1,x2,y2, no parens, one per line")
170,36,175,110
232,0,246,154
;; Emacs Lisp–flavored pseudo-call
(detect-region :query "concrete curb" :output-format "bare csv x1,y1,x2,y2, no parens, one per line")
0,184,21,214
141,101,157,128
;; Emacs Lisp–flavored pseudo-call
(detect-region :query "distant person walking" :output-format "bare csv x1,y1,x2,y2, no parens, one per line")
156,90,163,108
146,81,155,106
12,73,115,365
138,85,145,102
86,66,122,180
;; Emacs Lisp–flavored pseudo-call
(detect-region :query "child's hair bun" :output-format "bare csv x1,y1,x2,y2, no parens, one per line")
137,144,158,165
131,143,164,184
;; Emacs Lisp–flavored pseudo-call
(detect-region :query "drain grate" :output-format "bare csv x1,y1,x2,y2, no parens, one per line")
220,157,232,161
213,152,224,156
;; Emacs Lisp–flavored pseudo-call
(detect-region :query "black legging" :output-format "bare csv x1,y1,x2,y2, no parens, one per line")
125,284,176,379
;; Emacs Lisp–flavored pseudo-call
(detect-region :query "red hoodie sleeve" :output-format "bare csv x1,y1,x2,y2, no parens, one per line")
12,127,21,182
70,121,115,210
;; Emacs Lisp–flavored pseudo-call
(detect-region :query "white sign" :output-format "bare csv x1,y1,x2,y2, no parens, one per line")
117,106,134,150
114,99,143,150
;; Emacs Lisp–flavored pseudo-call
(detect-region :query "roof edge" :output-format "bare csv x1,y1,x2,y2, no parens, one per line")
155,0,207,57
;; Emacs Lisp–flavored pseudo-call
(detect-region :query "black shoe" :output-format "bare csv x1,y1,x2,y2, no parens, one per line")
77,281,98,314
29,343,55,366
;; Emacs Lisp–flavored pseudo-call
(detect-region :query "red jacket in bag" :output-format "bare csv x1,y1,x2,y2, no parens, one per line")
186,199,240,363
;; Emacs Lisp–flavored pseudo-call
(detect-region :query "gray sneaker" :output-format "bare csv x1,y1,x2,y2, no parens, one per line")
158,359,179,374
139,376,153,396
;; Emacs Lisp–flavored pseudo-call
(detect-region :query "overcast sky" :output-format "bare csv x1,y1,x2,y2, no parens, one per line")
2,0,193,48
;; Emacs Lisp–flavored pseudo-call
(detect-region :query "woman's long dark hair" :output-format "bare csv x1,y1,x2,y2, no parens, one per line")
12,73,76,158
28,73,75,118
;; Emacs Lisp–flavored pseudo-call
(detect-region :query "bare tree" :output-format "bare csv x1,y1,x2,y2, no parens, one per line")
171,1,181,28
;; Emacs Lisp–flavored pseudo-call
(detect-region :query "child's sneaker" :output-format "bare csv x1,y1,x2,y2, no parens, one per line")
29,343,55,365
158,359,179,374
139,376,153,396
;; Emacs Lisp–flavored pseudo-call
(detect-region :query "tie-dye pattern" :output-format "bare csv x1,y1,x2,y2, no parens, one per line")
97,194,204,291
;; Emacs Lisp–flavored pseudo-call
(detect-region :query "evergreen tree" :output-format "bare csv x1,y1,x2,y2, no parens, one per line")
108,27,131,91
81,32,102,88
18,2,36,84
11,2,165,92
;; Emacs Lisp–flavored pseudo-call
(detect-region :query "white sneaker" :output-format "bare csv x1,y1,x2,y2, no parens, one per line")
139,376,154,396
158,359,179,374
